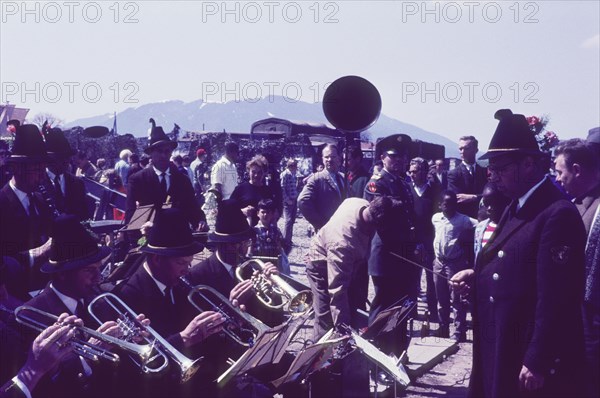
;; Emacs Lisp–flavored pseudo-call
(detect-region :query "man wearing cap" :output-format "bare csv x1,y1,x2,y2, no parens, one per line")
188,199,281,326
364,134,419,357
554,136,600,397
126,120,205,231
210,142,239,201
40,128,89,221
0,125,53,299
448,135,488,219
6,120,19,136
18,214,126,397
298,144,346,232
451,109,586,397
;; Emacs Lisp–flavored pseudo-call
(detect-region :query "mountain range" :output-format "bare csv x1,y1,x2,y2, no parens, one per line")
65,96,459,158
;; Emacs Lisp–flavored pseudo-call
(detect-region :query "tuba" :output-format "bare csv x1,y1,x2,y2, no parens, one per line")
180,277,267,348
14,305,150,365
235,259,313,316
87,293,202,383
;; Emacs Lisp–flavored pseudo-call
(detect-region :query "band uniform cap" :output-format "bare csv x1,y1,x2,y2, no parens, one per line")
45,128,76,159
479,109,542,160
586,127,599,145
376,134,412,158
208,199,254,243
7,124,49,163
145,119,177,154
196,148,206,156
140,208,204,256
7,119,20,128
41,214,110,273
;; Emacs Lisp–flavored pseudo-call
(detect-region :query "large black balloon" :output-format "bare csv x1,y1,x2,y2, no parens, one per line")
83,126,110,138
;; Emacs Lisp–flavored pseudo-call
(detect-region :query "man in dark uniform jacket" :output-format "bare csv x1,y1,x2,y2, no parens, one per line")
40,128,89,221
448,136,488,219
125,120,205,230
0,125,53,299
451,109,587,398
364,134,419,357
112,208,225,397
16,214,120,398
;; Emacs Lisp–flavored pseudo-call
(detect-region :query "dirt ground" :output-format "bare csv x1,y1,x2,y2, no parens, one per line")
282,214,472,398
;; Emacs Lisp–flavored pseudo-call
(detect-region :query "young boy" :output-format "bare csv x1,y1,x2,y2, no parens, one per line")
474,182,511,260
250,199,290,275
431,190,477,341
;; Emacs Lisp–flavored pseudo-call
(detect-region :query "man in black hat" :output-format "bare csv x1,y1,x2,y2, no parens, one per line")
126,120,205,231
364,134,419,357
0,125,53,299
447,135,488,219
188,199,281,326
18,214,126,398
451,109,586,398
40,128,89,221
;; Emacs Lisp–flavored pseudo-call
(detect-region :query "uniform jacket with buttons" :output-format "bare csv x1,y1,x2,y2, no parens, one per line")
470,178,586,398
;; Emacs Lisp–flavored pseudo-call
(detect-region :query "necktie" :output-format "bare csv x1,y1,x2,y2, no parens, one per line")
27,193,37,217
336,174,345,198
54,175,63,197
164,287,175,305
160,172,168,196
585,211,600,302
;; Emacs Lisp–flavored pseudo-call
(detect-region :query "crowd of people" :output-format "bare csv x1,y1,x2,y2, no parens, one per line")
0,110,598,398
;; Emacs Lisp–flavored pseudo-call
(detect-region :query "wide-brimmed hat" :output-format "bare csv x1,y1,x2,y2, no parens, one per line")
45,128,76,159
140,208,204,256
145,118,177,154
376,134,412,158
587,127,600,156
479,109,542,160
41,215,111,273
208,199,254,243
7,124,49,163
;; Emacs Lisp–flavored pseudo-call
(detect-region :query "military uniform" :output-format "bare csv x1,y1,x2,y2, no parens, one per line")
364,168,419,356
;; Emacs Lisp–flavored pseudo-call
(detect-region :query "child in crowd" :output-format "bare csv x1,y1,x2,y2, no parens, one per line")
431,190,477,341
250,199,290,275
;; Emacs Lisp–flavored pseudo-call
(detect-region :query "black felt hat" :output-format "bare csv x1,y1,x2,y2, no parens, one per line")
145,118,177,154
587,127,600,156
479,109,542,160
7,119,20,128
376,134,412,158
41,215,111,273
7,124,49,163
208,199,254,243
45,128,76,159
140,208,204,256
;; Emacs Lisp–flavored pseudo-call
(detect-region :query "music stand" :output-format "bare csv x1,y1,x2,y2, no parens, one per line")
217,317,300,387
361,296,416,340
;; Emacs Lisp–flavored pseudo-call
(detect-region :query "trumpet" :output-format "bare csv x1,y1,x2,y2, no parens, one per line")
235,259,313,316
87,293,202,383
14,305,148,365
180,277,267,348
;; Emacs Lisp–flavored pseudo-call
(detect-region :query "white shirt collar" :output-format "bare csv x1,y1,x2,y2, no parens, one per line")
50,283,80,314
152,165,170,177
517,177,546,211
216,251,234,276
143,261,169,296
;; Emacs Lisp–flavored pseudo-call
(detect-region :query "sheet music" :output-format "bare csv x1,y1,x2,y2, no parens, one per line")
351,331,410,387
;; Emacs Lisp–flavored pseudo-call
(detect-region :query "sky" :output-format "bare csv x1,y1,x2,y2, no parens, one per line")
1,0,599,149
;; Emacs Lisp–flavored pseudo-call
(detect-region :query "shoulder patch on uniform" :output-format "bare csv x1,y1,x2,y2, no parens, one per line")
367,181,379,193
551,245,571,264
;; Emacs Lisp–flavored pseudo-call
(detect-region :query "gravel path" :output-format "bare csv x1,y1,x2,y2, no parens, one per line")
281,214,472,397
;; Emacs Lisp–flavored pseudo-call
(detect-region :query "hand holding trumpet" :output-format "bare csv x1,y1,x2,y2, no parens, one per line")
180,311,226,348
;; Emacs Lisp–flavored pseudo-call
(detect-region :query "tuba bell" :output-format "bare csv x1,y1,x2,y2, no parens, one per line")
180,277,268,348
235,259,313,316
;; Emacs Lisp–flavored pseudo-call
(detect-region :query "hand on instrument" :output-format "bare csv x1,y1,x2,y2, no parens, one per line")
180,311,226,348
89,321,119,349
519,365,544,392
229,279,254,311
449,269,474,296
28,316,78,374
259,262,279,277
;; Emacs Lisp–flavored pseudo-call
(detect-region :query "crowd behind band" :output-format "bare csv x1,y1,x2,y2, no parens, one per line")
0,113,598,398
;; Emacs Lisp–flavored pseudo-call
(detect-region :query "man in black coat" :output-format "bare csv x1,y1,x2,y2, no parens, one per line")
125,121,205,230
451,109,586,398
448,136,488,219
41,128,89,221
0,125,53,299
364,134,419,357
